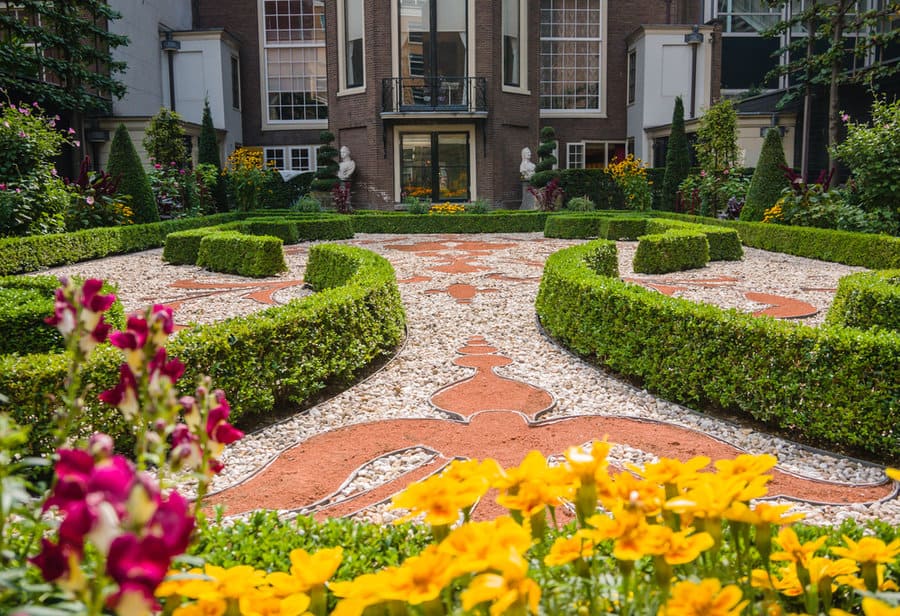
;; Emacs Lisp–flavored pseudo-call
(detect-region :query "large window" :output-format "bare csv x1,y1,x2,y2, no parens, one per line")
263,145,318,172
626,49,636,104
503,0,521,87
399,0,468,101
566,141,626,168
262,0,327,122
540,0,602,111
343,0,364,89
401,132,470,202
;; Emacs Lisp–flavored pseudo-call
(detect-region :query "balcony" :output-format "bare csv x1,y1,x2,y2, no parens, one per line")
381,76,488,117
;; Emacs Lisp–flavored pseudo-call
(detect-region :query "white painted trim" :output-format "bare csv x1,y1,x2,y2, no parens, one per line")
337,0,367,95
502,86,531,95
501,0,528,90
392,123,478,203
540,111,608,119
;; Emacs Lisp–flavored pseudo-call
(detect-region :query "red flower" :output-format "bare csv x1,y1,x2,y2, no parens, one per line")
99,365,140,420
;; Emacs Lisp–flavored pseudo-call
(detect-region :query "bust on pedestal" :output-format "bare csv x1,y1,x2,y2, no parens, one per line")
337,146,356,182
520,146,537,210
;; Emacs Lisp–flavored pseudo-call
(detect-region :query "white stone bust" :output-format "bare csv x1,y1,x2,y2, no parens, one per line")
337,145,356,181
519,146,535,180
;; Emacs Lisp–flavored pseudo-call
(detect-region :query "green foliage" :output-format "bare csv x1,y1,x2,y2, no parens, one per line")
1,244,406,458
258,172,314,210
143,108,188,168
645,219,744,261
604,216,650,240
679,169,750,218
0,2,128,114
531,126,560,188
826,270,900,332
196,231,287,278
652,211,900,269
566,196,596,212
661,97,691,211
695,99,739,173
106,124,159,224
633,230,710,274
292,194,323,213
831,98,900,234
742,128,790,222
162,227,219,265
351,211,549,233
198,100,220,169
558,169,625,210
402,196,429,215
0,212,242,274
606,155,653,211
536,243,900,459
0,276,124,355
192,511,431,580
464,199,489,214
311,131,339,192
544,214,603,239
773,184,873,231
581,239,618,277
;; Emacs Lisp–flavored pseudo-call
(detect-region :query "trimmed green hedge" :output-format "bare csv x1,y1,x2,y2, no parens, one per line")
650,212,900,269
0,213,243,275
558,168,625,210
826,270,900,332
196,232,287,278
603,217,649,240
162,228,222,265
633,230,709,274
0,276,125,355
582,240,619,277
646,219,743,261
544,215,603,239
0,244,406,458
536,243,900,459
351,212,549,234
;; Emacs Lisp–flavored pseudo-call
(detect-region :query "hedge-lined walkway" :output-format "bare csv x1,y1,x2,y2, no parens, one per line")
39,234,898,526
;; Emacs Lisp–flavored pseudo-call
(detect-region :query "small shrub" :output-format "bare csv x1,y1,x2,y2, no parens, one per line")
464,199,489,214
106,123,159,223
605,154,652,211
225,148,275,212
196,231,287,277
530,126,560,188
646,219,743,261
603,217,648,240
633,230,709,274
559,169,625,210
291,194,323,213
311,131,339,193
826,270,900,332
566,196,595,212
660,96,691,211
528,177,564,212
64,156,133,231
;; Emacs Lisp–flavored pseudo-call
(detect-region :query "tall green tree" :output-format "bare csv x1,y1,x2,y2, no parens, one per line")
763,0,900,172
695,99,739,173
661,97,691,211
143,108,188,168
741,128,790,221
198,99,220,168
107,124,159,224
0,1,128,113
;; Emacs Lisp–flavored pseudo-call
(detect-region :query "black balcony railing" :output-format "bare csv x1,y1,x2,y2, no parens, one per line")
382,76,487,114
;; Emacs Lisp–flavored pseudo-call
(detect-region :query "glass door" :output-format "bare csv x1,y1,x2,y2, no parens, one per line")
399,0,467,107
401,132,470,202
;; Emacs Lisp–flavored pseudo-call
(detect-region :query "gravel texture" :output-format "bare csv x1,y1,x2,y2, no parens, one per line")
39,233,898,527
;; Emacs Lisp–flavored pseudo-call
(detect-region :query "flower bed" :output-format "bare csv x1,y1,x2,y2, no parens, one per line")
536,241,900,459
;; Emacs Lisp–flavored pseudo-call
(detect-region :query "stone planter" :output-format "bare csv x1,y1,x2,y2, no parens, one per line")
521,181,537,210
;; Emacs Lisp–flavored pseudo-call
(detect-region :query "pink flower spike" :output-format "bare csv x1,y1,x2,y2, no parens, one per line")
74,140,80,147
46,289,77,336
32,101,39,107
99,365,140,420
148,348,185,385
88,433,115,459
841,113,850,122
105,535,169,613
68,127,76,134
86,196,95,205
30,538,70,582
110,315,149,352
80,279,116,314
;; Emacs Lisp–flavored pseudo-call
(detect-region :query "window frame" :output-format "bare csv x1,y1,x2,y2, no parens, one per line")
263,145,319,173
502,0,530,93
338,0,366,95
257,0,328,130
230,55,242,110
626,48,636,105
539,0,608,117
565,140,628,168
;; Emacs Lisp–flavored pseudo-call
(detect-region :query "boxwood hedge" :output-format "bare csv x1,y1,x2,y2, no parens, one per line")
645,219,743,261
196,232,287,278
0,244,405,458
536,243,900,460
826,269,900,332
633,230,709,274
651,212,900,269
351,211,548,234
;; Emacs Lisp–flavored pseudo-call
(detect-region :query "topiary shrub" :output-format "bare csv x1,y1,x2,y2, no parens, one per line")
198,99,227,212
105,124,160,224
826,269,900,332
530,126,560,188
544,215,603,239
633,230,709,274
196,231,287,277
741,128,790,222
0,276,124,355
163,227,226,265
582,239,618,277
660,97,691,212
646,219,743,261
310,131,339,193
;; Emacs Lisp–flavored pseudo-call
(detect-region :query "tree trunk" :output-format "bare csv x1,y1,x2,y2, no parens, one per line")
801,8,816,181
827,1,849,172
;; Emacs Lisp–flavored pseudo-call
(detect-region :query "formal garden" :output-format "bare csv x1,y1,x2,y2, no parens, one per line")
1,91,899,616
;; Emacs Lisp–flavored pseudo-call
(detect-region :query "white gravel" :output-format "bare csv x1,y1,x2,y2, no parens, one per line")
38,233,898,527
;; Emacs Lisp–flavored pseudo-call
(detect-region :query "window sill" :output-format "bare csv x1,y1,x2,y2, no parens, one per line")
502,85,531,95
337,86,366,97
261,120,328,131
540,111,607,119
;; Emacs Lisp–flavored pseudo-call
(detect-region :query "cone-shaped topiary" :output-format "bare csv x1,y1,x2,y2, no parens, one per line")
741,128,790,221
198,99,227,211
107,124,159,223
661,97,691,211
310,131,339,193
531,126,560,188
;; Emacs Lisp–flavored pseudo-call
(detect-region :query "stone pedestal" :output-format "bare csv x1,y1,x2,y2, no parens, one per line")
521,181,537,210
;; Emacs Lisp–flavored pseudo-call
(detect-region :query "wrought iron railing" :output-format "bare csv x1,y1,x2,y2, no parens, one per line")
381,76,488,114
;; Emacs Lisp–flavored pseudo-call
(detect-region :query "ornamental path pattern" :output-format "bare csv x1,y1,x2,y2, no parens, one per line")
38,233,899,526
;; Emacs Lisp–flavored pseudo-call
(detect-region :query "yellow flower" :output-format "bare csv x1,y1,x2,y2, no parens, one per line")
770,527,827,567
544,531,596,566
659,579,747,616
460,550,540,616
494,450,572,516
836,563,900,593
172,598,227,616
439,516,533,577
392,471,479,526
563,440,611,484
239,589,312,616
859,597,900,616
887,468,900,481
765,557,858,597
830,535,900,565
386,545,456,605
629,456,710,490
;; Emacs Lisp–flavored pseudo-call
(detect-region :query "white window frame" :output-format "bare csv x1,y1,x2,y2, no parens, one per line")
337,0,366,95
566,140,628,168
257,0,328,131
231,55,242,110
263,145,319,173
502,0,530,94
626,48,636,105
566,143,585,168
392,123,478,203
539,0,608,118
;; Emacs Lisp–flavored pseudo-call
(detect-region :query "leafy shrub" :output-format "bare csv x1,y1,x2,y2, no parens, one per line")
465,199,490,214
292,194,323,213
606,154,652,211
226,148,278,212
633,230,709,274
660,96,691,211
63,156,133,230
0,276,124,355
742,128,790,221
603,216,649,240
106,123,158,223
530,126,560,188
142,107,188,169
651,211,900,269
528,176,564,211
826,270,900,332
565,196,595,212
832,98,900,234
311,131,339,192
162,227,217,265
559,169,625,210
1,244,405,458
196,231,287,277
403,196,429,215
646,219,743,261
582,239,618,276
536,243,900,458
148,160,199,219
679,169,750,218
